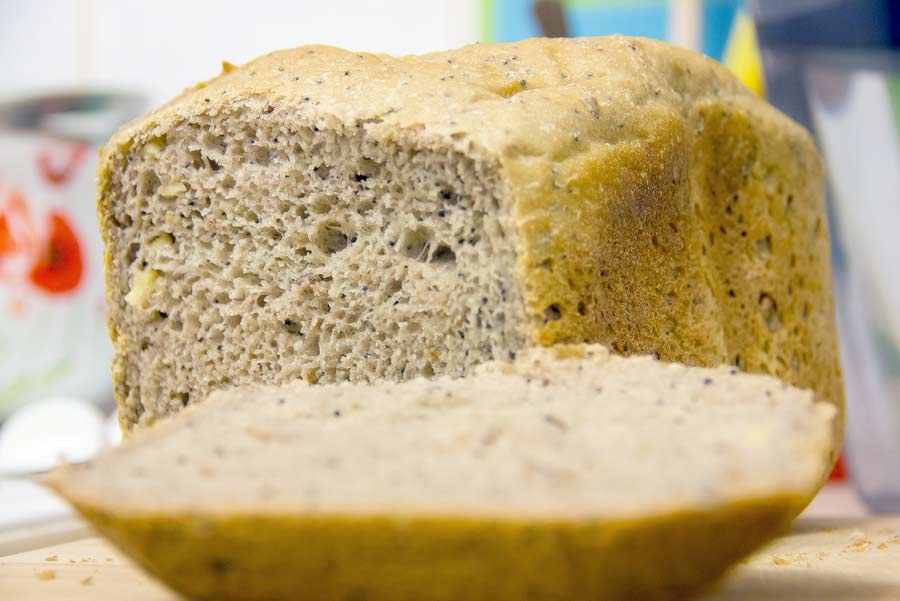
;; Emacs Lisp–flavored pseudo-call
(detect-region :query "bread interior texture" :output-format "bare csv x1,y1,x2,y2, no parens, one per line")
107,103,525,427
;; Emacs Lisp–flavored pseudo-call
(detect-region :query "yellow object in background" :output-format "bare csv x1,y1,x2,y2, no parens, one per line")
723,9,765,97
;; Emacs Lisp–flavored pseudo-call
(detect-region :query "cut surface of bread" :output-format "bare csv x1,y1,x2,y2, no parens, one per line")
97,35,843,440
49,345,834,601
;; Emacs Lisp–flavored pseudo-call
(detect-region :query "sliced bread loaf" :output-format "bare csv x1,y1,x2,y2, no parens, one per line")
97,35,843,440
49,345,834,601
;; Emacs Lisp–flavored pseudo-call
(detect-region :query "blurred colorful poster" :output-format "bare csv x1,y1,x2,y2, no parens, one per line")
481,0,742,62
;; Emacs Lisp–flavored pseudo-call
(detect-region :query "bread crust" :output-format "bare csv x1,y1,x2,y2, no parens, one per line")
61,490,805,601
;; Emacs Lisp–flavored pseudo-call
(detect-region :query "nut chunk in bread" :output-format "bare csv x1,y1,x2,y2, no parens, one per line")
98,36,843,435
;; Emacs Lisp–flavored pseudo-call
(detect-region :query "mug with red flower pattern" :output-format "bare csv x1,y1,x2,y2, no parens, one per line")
0,93,143,418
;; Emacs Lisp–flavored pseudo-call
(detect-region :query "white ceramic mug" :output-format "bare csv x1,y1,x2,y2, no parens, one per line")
0,93,143,419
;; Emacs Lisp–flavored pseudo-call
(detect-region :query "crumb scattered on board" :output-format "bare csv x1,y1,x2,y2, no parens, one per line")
80,576,94,586
35,569,55,581
44,554,58,562
846,529,870,551
764,523,900,568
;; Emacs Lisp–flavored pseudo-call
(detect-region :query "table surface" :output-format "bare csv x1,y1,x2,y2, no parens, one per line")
0,483,894,601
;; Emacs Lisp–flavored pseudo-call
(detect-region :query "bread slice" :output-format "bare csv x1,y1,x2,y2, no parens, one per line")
49,345,834,601
97,36,843,437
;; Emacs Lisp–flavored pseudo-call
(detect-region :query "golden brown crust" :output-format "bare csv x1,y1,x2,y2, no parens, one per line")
65,494,806,601
496,39,843,460
97,36,843,454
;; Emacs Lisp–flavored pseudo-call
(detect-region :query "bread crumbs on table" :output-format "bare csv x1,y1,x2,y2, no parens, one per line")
81,576,94,586
36,569,56,580
44,554,58,561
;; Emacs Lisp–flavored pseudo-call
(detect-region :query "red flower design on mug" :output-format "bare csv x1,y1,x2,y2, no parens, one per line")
28,212,84,293
0,187,84,296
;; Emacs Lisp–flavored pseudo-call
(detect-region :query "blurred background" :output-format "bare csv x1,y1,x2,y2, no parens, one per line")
1,0,898,551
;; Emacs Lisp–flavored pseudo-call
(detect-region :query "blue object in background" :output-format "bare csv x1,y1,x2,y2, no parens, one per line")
565,2,668,43
482,0,743,62
750,0,900,50
703,0,741,61
486,0,544,41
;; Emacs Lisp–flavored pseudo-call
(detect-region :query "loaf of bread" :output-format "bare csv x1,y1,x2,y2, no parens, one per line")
49,345,834,601
97,35,843,442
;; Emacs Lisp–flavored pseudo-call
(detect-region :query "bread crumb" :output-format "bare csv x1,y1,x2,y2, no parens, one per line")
44,554,58,562
36,569,55,581
771,553,812,567
846,530,871,551
105,557,114,562
817,551,829,560
80,576,94,586
80,557,94,563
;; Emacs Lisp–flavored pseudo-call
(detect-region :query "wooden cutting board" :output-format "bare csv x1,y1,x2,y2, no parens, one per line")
2,517,899,601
